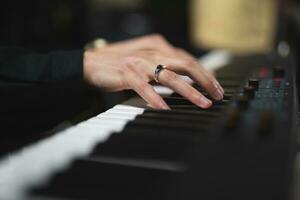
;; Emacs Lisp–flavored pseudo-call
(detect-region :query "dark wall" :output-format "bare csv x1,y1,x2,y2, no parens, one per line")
0,0,190,51
0,0,87,51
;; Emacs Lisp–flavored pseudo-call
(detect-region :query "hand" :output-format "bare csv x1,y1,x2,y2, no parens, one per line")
83,34,224,109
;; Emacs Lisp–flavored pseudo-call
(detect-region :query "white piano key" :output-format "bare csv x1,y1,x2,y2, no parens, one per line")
112,106,144,114
98,112,138,120
0,104,144,200
153,85,174,95
105,108,144,115
113,104,145,111
198,50,232,72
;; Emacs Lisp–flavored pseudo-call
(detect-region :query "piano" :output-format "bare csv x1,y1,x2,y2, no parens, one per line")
0,51,299,200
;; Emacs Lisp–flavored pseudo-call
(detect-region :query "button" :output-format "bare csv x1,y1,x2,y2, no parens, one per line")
243,86,255,98
273,66,285,78
248,78,259,90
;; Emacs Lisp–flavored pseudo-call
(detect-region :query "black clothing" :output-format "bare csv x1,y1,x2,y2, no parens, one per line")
0,47,83,83
0,0,92,157
0,47,93,155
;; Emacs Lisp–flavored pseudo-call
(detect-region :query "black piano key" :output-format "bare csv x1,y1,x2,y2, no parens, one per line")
144,109,222,118
163,97,197,105
213,99,230,105
128,117,214,131
135,110,218,123
139,112,217,123
216,69,250,75
216,74,246,80
194,87,237,95
120,126,210,139
32,159,185,200
163,95,229,108
193,83,240,92
223,88,238,94
163,96,229,106
171,89,233,101
218,80,243,86
169,104,226,111
89,132,190,163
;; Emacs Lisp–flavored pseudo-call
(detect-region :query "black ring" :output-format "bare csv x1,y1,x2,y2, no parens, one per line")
154,64,166,83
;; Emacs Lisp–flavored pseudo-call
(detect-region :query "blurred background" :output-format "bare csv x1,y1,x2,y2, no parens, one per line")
0,0,300,108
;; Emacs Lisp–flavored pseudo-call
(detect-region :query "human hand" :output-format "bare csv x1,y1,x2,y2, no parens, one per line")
83,34,224,109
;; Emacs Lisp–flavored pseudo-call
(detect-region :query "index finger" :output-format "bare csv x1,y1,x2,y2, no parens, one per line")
151,54,224,100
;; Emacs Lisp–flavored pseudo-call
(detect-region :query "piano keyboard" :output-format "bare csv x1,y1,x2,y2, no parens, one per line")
0,104,145,200
0,52,299,200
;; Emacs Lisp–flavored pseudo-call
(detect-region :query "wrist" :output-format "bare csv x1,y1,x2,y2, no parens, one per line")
83,50,94,84
83,38,108,84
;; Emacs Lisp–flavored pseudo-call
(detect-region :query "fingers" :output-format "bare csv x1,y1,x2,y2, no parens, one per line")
203,69,224,94
160,48,224,99
127,64,212,109
126,71,170,110
125,50,224,101
187,68,224,100
149,54,224,100
123,55,213,109
134,83,170,110
158,69,212,108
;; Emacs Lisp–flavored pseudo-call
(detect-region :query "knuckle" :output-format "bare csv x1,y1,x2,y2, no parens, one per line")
123,71,135,89
124,56,143,68
119,76,129,90
116,67,126,77
146,51,159,59
135,82,149,93
185,65,195,73
162,70,178,83
184,58,197,68
202,79,215,90
206,72,216,80
152,53,161,61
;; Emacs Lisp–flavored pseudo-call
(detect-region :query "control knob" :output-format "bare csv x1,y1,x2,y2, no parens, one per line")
248,78,259,90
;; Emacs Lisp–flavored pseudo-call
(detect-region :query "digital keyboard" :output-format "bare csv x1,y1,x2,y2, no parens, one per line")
0,52,299,200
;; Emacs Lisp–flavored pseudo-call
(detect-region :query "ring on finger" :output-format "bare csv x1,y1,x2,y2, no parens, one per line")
154,64,167,83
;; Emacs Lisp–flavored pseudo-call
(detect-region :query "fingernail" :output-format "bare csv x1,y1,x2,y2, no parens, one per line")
199,96,212,108
214,80,224,94
161,104,170,110
213,88,223,100
217,83,224,94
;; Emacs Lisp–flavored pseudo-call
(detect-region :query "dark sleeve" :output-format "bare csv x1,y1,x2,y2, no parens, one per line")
0,46,83,83
0,47,95,148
